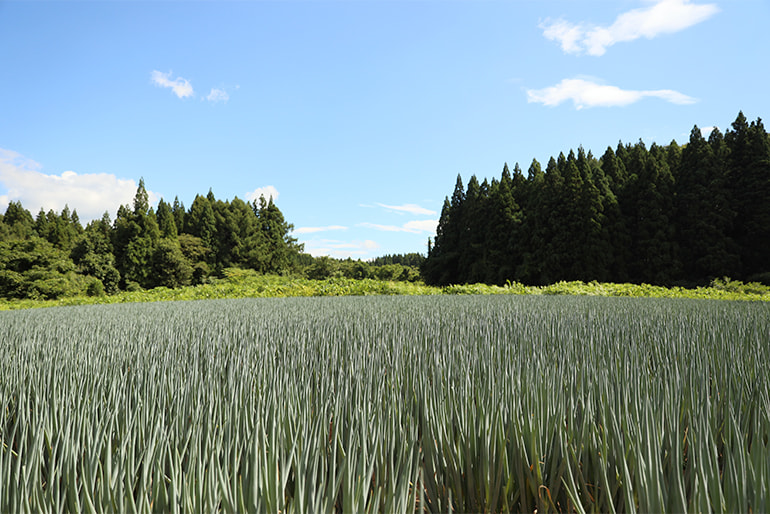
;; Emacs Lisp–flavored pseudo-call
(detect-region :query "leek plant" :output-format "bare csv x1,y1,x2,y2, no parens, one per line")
1,295,768,512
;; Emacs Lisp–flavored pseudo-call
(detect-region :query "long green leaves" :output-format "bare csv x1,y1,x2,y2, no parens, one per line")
1,296,768,512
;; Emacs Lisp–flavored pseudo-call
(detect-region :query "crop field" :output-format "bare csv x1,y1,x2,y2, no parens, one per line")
1,295,769,512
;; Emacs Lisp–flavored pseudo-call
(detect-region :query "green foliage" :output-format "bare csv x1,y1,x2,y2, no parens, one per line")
2,271,768,311
709,276,770,295
1,181,306,300
156,198,178,238
71,217,120,294
303,255,422,283
250,195,303,275
369,252,425,267
186,194,217,257
150,237,192,288
0,238,92,299
0,201,35,240
85,277,105,297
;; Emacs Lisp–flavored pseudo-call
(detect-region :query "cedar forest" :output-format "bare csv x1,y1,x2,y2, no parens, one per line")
424,112,770,287
1,112,768,300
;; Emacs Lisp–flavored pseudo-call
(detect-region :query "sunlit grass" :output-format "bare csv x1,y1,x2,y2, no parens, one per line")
1,268,768,311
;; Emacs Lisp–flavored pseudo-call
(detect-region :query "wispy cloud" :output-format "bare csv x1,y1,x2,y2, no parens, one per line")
376,203,436,216
0,148,158,221
302,238,380,258
359,219,438,234
245,185,279,203
294,225,348,235
151,70,194,99
206,88,229,103
541,0,719,56
403,220,439,233
526,78,697,109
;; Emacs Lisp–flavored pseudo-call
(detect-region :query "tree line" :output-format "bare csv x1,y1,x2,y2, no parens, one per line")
422,112,770,287
0,182,425,300
0,182,304,299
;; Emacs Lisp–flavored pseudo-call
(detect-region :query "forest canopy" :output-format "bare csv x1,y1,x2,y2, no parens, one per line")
422,112,770,287
0,184,304,299
0,183,424,300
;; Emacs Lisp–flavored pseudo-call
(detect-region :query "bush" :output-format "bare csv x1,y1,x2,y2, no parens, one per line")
125,280,142,292
86,278,105,297
192,262,210,285
710,276,770,296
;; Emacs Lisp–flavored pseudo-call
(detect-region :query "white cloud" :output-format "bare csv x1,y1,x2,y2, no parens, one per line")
358,219,438,234
376,203,436,216
151,70,194,99
541,0,719,56
245,185,279,203
359,223,403,233
541,18,586,54
0,148,158,221
302,238,380,258
294,225,348,235
526,78,697,109
700,126,717,137
403,220,439,233
207,88,229,103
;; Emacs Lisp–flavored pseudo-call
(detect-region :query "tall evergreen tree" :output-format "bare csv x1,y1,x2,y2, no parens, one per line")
186,194,217,262
622,142,680,284
229,197,259,266
112,180,160,288
422,197,454,285
2,202,35,240
71,214,120,294
172,196,186,234
538,155,569,284
676,126,738,283
573,148,612,281
725,112,770,278
156,198,178,239
484,165,523,284
249,196,302,274
517,158,550,284
424,175,465,285
458,175,486,283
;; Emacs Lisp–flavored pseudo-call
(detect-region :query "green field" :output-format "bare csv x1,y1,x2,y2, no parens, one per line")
1,295,769,512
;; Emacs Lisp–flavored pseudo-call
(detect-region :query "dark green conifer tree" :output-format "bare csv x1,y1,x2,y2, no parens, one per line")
156,198,178,239
484,164,523,284
725,112,770,279
622,142,680,284
112,179,159,288
71,214,120,294
186,194,217,263
172,197,186,234
2,202,35,240
458,175,486,284
249,196,302,274
675,126,738,283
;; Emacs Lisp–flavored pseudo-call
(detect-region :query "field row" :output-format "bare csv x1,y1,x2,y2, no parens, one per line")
1,295,769,512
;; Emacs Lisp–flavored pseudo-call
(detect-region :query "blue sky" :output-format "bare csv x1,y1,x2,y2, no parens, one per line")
1,0,768,259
